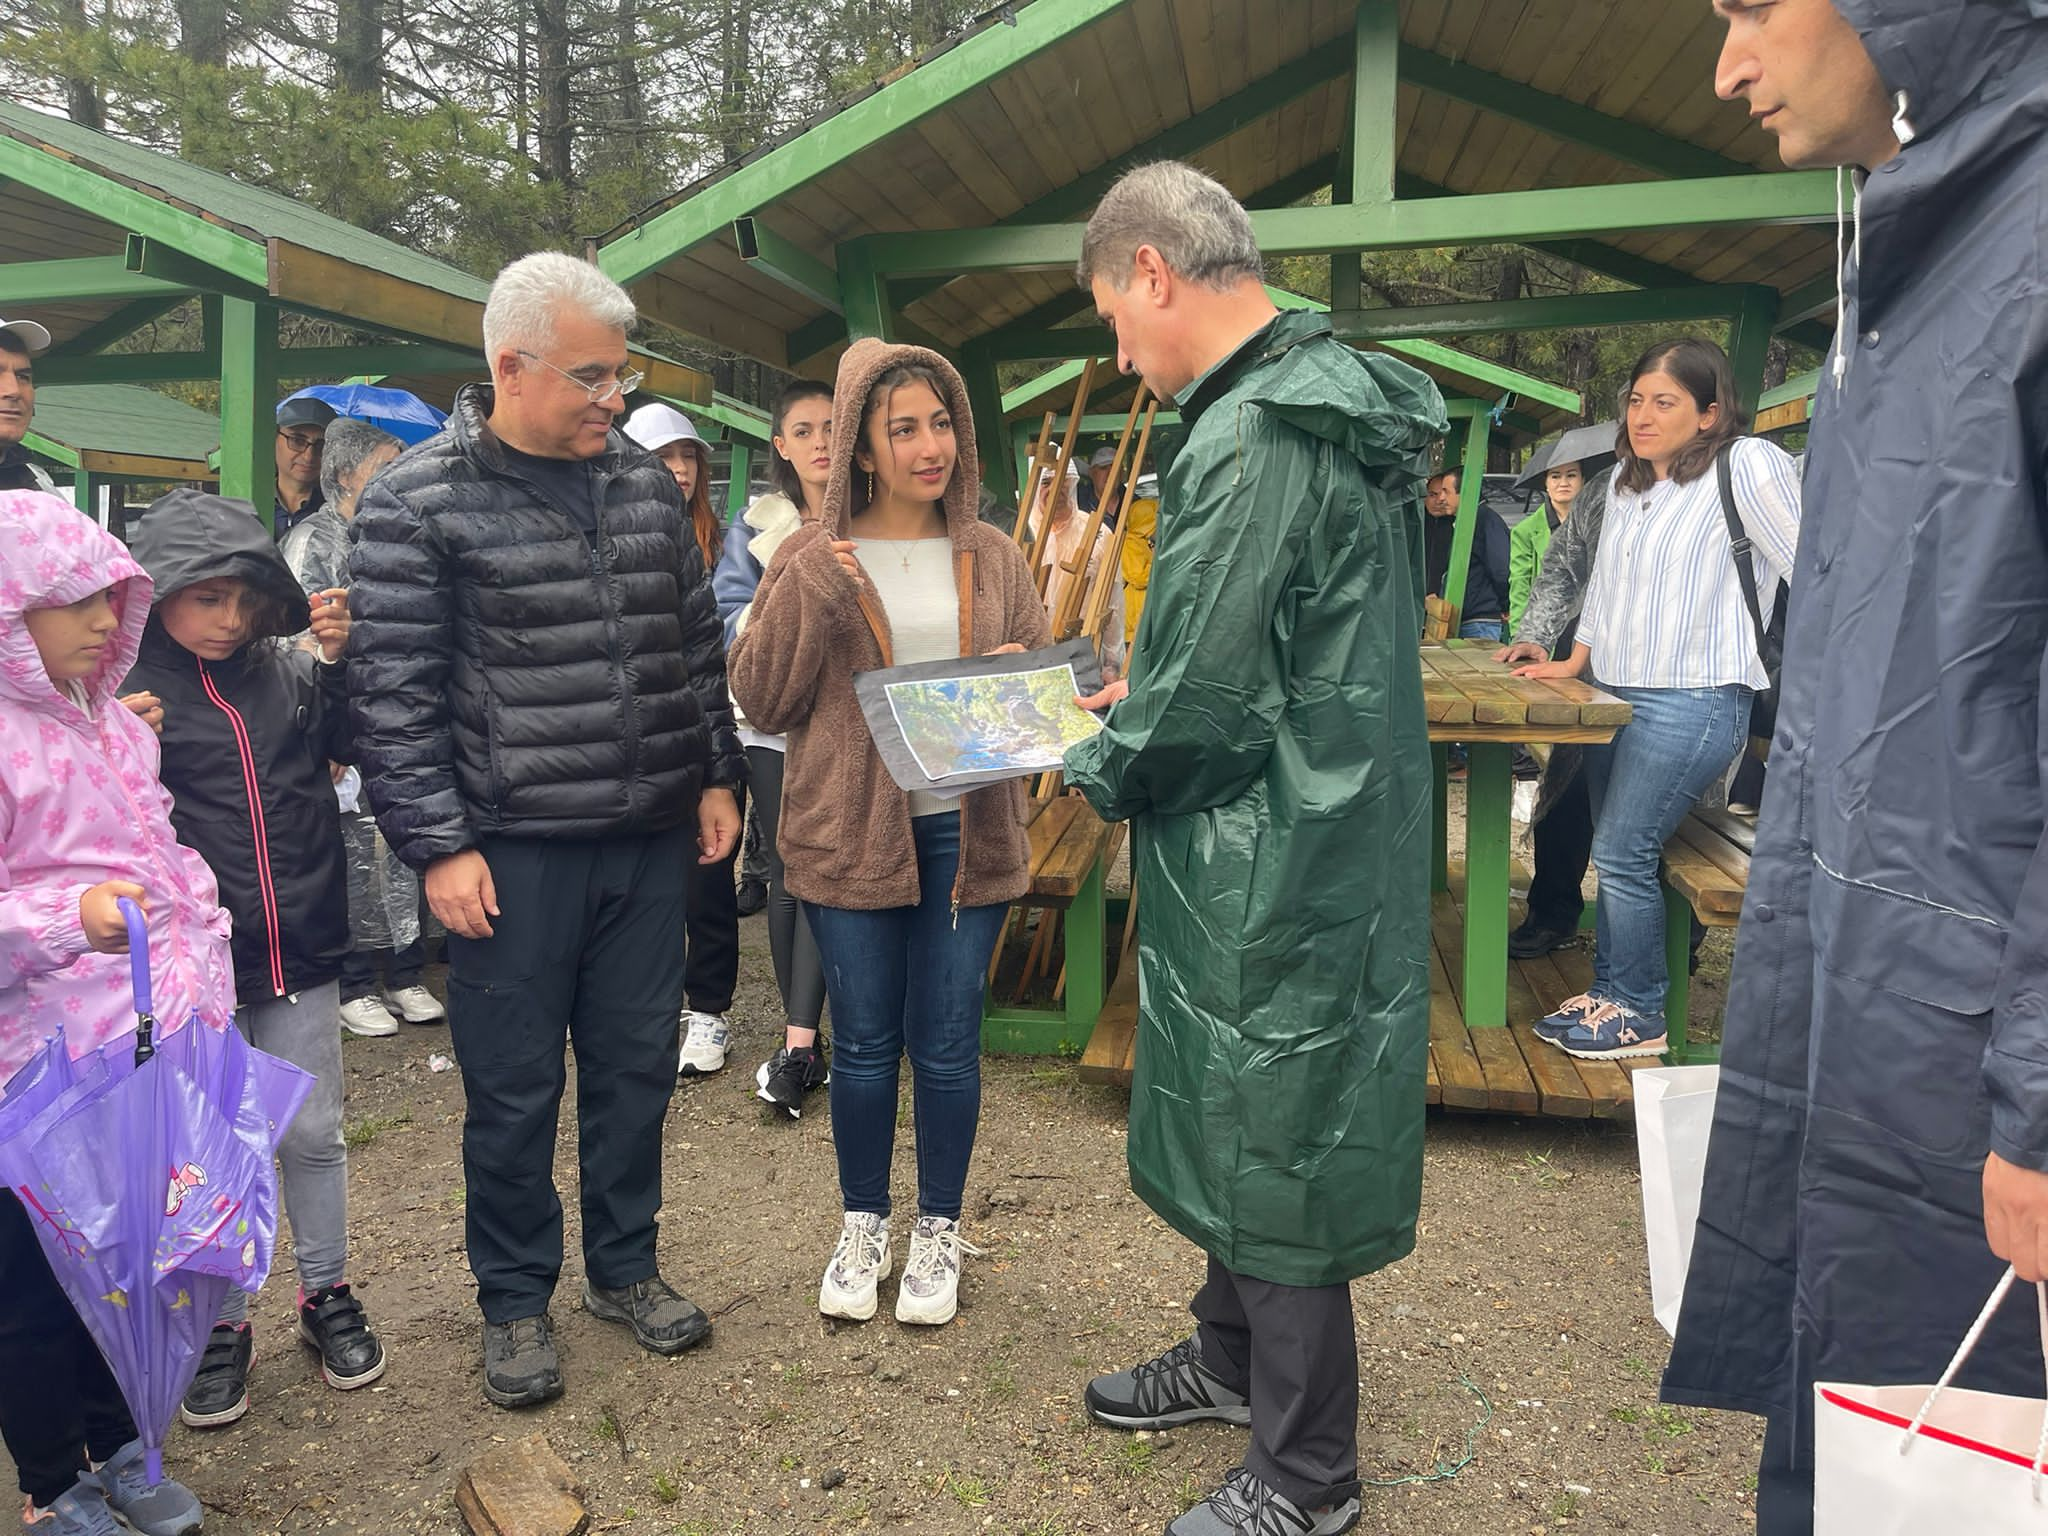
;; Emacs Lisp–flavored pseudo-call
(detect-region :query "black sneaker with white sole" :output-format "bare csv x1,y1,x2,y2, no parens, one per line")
299,1282,386,1389
179,1322,253,1428
1167,1467,1360,1536
756,1044,829,1118
1085,1334,1251,1430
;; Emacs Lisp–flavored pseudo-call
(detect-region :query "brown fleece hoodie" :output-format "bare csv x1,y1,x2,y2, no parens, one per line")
728,340,1051,912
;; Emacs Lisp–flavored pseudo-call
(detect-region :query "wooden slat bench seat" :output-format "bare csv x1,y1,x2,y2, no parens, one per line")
1657,809,1755,1062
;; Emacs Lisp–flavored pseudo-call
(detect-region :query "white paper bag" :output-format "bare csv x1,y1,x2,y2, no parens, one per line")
1816,1268,2048,1534
1632,1064,1718,1337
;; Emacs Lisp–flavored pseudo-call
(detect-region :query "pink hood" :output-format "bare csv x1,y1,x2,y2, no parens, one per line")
0,490,234,1089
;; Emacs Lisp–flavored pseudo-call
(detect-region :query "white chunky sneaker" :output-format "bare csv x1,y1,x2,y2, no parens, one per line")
383,984,446,1024
818,1212,891,1322
677,1011,732,1076
339,995,400,1038
895,1215,981,1326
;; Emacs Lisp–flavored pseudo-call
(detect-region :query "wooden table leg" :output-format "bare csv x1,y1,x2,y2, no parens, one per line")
1431,743,1450,896
1063,859,1106,1052
1462,742,1512,1028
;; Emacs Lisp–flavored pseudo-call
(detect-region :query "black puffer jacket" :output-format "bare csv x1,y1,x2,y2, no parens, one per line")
124,490,351,1004
346,384,743,869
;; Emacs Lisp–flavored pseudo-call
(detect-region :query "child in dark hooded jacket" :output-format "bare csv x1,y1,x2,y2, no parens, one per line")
124,489,387,1430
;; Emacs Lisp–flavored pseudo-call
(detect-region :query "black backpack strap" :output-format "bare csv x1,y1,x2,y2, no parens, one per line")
1716,441,1770,663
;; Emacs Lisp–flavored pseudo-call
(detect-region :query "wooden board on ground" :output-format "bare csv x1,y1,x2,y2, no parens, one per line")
1519,950,1631,1117
456,1435,588,1536
1430,892,1539,1114
1425,940,1490,1110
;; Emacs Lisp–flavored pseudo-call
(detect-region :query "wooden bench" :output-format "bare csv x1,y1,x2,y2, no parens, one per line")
1658,807,1753,1063
981,794,1125,1056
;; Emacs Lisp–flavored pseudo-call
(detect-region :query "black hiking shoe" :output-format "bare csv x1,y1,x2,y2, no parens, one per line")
179,1322,253,1428
1167,1467,1361,1536
735,876,768,917
1507,918,1577,959
756,1044,829,1119
298,1282,387,1389
582,1274,712,1356
1085,1335,1251,1431
482,1314,563,1408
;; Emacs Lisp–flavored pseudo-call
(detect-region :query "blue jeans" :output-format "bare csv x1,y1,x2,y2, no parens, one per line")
1458,618,1506,643
804,813,1007,1221
1581,683,1751,1020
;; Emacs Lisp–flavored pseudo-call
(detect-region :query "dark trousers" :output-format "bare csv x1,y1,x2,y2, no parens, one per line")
746,745,826,1031
1193,1256,1361,1510
339,927,426,1000
683,781,744,1015
445,830,687,1323
0,1195,136,1506
1526,768,1594,932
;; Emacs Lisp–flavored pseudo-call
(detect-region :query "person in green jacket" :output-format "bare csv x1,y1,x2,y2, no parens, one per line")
1061,161,1446,1536
1507,456,1585,633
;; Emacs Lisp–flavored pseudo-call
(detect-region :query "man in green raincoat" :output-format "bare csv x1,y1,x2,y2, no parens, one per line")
1062,162,1446,1536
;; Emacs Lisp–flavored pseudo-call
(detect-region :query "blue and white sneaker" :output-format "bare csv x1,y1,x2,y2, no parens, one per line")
1533,992,1606,1043
1548,999,1668,1061
86,1441,203,1535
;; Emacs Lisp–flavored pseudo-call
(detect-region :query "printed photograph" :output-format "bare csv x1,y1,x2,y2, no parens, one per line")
884,662,1104,782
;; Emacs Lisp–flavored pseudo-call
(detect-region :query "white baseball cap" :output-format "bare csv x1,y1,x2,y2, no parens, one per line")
0,318,52,354
624,402,709,456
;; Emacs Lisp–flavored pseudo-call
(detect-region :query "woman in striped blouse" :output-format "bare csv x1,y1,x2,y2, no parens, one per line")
1516,338,1801,1060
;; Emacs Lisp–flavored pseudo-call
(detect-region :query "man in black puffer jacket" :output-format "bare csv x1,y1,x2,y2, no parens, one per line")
347,252,743,1410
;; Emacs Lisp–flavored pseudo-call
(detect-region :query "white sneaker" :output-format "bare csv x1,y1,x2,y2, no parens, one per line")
339,996,400,1038
818,1212,891,1322
894,1215,981,1327
677,1011,731,1076
383,985,446,1024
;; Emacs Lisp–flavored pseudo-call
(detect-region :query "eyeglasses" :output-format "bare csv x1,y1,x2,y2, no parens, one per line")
277,431,325,456
517,349,644,405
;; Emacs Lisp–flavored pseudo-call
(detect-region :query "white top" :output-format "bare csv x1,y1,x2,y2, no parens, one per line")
1576,437,1802,691
857,537,959,818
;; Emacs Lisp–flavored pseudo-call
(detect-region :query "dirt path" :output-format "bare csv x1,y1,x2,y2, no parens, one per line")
0,903,1769,1536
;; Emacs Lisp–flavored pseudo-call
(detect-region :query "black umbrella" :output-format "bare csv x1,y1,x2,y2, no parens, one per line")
1515,420,1620,490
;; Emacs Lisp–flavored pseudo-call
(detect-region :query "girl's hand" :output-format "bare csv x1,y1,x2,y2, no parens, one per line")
984,643,1025,657
1514,659,1584,681
1077,679,1129,711
80,881,146,953
828,540,861,578
308,588,351,663
120,691,164,735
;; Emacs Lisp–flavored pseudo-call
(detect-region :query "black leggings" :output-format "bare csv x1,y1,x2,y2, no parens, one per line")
747,745,826,1033
684,780,744,1015
0,1194,136,1507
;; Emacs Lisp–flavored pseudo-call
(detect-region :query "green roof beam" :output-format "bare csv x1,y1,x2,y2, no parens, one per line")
597,0,1139,287
734,217,843,313
1398,46,1744,180
1324,282,1777,339
1778,270,1839,328
1761,368,1821,410
47,296,192,357
1379,338,1580,414
20,428,81,469
37,340,480,386
0,134,268,288
0,256,193,306
125,234,267,301
1334,1,1399,312
36,349,221,385
843,172,1841,279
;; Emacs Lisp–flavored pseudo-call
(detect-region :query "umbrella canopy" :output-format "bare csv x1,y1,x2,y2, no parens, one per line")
285,383,448,445
0,901,309,1483
1515,420,1620,490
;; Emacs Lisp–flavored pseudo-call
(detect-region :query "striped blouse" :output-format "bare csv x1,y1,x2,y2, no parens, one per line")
1576,437,1802,691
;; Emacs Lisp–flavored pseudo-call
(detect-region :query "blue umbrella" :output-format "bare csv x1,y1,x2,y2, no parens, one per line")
285,384,448,445
0,901,311,1483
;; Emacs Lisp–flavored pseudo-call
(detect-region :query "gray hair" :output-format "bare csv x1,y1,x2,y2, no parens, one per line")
482,251,637,361
1076,161,1265,293
318,418,403,505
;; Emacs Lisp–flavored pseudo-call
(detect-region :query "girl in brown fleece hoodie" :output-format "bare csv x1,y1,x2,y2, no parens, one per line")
728,340,1049,1328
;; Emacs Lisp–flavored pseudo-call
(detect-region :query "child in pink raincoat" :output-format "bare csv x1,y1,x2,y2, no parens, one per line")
0,487,229,1535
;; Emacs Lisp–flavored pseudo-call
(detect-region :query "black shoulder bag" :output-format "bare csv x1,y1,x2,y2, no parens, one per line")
1715,441,1788,757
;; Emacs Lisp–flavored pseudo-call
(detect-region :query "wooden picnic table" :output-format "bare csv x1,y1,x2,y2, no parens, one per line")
1421,642,1631,1030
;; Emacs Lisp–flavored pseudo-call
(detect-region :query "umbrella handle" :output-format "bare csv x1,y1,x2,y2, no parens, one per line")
116,897,157,1064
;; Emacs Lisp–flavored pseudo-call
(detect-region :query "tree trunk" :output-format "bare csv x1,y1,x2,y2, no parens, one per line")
1493,254,1526,372
717,0,753,164
57,0,103,128
175,0,227,67
533,0,574,186
335,0,384,99
614,0,644,140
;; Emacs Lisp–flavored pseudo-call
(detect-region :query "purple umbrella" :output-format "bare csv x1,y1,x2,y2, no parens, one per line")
0,901,311,1483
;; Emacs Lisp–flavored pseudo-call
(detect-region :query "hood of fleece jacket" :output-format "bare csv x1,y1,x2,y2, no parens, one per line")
0,488,153,713
126,487,309,643
819,339,983,545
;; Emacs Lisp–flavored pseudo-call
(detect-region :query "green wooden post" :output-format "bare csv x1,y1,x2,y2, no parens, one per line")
726,443,752,523
1440,409,1490,622
216,295,280,524
1332,0,1398,312
1726,285,1782,422
1063,859,1107,1053
1462,742,1513,1027
1661,884,1719,1064
962,345,1016,510
836,241,892,343
71,469,97,518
